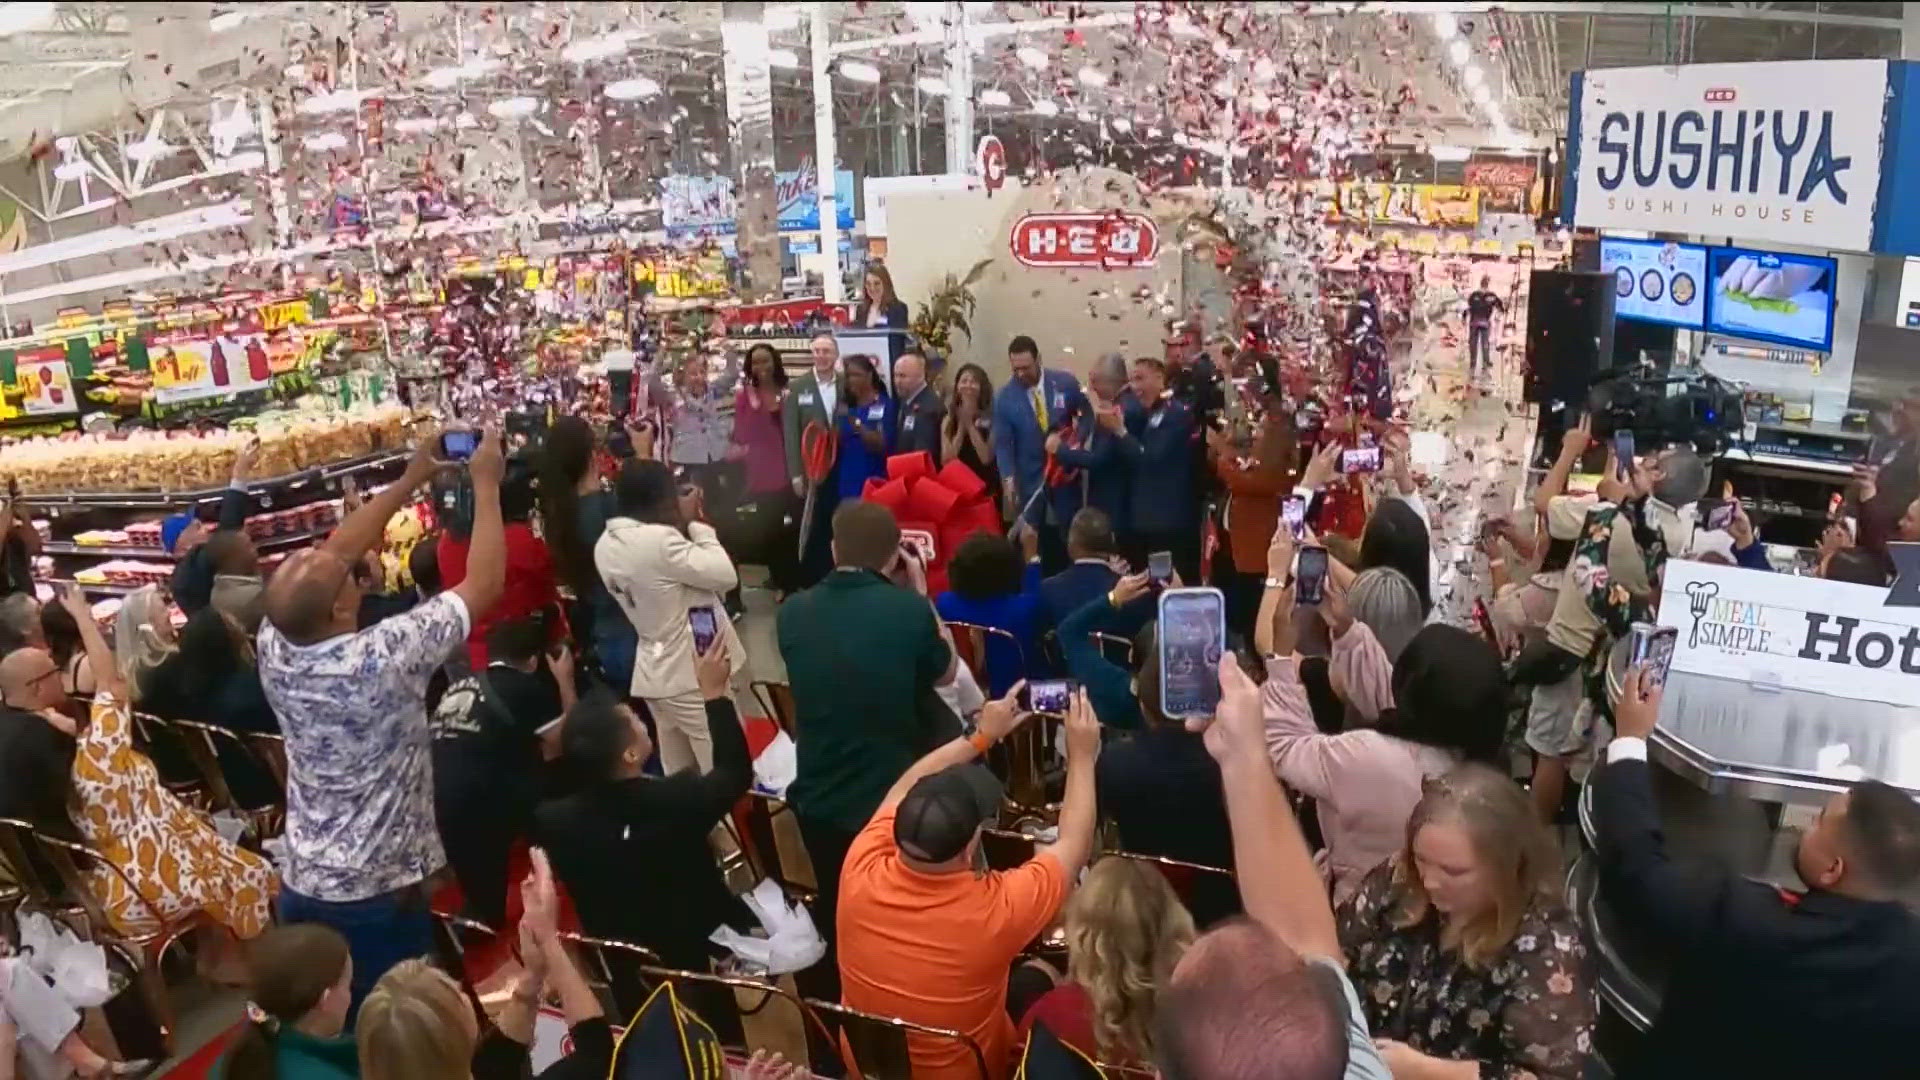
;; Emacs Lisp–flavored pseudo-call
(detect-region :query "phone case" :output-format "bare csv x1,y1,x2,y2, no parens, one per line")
1156,587,1226,719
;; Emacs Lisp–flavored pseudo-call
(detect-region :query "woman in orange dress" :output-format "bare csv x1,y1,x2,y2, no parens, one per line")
54,585,275,940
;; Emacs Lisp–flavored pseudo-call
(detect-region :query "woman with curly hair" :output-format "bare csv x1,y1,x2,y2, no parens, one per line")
1017,856,1196,1068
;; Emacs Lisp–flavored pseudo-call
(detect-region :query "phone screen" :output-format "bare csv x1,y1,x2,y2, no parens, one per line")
1702,499,1735,532
1340,446,1382,473
1023,678,1076,714
688,606,719,655
1281,495,1307,539
1294,546,1329,605
1629,623,1679,690
1158,588,1226,718
1148,551,1174,585
439,430,478,462
1613,430,1636,480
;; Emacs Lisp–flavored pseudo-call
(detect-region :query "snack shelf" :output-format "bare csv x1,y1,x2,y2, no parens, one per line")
25,449,410,510
40,526,332,560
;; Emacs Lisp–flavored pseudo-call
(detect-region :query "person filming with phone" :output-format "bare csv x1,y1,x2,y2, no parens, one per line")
1592,663,1920,1078
594,459,745,776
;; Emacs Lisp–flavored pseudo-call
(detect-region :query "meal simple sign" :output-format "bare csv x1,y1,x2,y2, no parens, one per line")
1660,559,1920,707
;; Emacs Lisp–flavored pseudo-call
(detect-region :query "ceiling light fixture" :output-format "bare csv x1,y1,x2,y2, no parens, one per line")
916,74,949,95
1433,12,1458,39
217,151,266,171
1030,99,1059,117
838,60,881,83
394,116,444,134
1077,66,1107,88
979,87,1011,107
1448,39,1469,66
1017,46,1047,70
302,132,348,151
605,77,662,100
1430,144,1472,162
126,139,174,162
768,47,801,69
487,96,539,119
1112,117,1133,133
562,32,634,64
297,89,367,115
1463,64,1484,89
52,160,87,181
1471,82,1491,105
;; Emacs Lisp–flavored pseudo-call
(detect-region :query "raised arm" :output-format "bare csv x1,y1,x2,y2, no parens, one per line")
217,437,259,531
878,682,1030,813
449,429,508,621
1036,688,1101,879
1057,578,1150,730
56,583,123,703
323,428,442,562
1198,653,1344,965
659,522,740,594
1534,415,1592,519
680,640,753,818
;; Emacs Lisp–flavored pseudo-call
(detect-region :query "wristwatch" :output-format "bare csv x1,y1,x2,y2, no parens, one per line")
1263,575,1291,589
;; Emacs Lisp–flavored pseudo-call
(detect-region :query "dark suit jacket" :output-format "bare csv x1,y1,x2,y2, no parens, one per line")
1593,756,1920,1079
1039,561,1119,634
853,298,910,329
780,369,841,490
1049,409,1131,533
1118,397,1197,533
1095,725,1240,928
895,386,945,462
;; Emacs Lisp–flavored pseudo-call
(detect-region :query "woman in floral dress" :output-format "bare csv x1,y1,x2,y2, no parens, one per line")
55,585,275,941
1337,762,1594,1079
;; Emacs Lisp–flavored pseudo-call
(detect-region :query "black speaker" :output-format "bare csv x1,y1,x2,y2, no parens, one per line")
1523,270,1617,407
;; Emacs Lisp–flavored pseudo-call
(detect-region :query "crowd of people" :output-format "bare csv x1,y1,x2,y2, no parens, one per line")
0,286,1915,1080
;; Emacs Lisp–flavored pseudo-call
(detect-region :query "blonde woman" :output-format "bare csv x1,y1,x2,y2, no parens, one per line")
1017,857,1196,1068
54,584,275,945
1336,763,1594,1080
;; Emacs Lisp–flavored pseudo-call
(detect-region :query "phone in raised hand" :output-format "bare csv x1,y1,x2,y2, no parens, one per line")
1281,495,1307,539
438,429,479,462
1021,678,1077,714
1157,587,1226,719
688,606,719,655
1293,545,1330,606
1613,429,1636,482
1628,622,1679,690
1148,551,1174,586
1340,445,1382,473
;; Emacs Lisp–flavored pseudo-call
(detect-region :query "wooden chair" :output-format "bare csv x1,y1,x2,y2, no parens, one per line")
979,828,1039,872
1002,711,1065,816
430,911,498,1030
945,621,1027,691
805,998,990,1080
1091,631,1136,669
749,680,798,739
238,731,289,791
166,720,286,841
126,712,210,809
555,931,664,1019
733,791,813,900
0,819,201,1053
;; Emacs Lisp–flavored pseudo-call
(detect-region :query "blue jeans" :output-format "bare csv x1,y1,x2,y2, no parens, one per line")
1469,322,1492,369
279,882,433,1024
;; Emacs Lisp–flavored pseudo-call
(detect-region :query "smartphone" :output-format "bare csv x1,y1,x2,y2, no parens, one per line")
1700,498,1735,532
1613,429,1636,481
1158,587,1227,719
1628,622,1680,690
1340,445,1382,473
1022,678,1077,714
1281,495,1307,540
688,606,719,655
438,429,478,462
1148,551,1174,586
1294,545,1330,605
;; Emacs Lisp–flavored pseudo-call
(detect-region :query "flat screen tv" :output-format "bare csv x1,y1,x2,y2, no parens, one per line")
1706,245,1838,353
1599,237,1708,329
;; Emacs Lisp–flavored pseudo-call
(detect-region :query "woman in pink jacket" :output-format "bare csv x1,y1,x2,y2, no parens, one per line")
1256,528,1509,904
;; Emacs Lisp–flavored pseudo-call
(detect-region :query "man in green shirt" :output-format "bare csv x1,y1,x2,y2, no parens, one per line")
776,500,958,980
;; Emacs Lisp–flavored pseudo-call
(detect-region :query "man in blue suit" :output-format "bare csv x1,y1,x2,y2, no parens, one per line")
993,335,1081,571
1050,352,1134,535
1117,356,1200,583
1039,508,1148,639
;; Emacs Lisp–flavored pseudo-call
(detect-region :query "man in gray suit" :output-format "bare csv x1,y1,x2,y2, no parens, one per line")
783,334,842,584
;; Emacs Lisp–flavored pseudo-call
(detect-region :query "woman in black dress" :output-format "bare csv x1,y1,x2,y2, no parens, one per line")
942,362,999,493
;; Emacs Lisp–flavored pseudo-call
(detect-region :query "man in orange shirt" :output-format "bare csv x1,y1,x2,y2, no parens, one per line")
837,681,1101,1079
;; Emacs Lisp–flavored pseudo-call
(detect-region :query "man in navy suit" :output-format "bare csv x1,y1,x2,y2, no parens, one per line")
993,335,1081,572
1049,352,1133,536
1117,357,1199,583
1040,508,1123,635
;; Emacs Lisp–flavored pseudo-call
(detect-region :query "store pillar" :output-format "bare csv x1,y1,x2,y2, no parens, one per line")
942,1,974,177
723,1,781,300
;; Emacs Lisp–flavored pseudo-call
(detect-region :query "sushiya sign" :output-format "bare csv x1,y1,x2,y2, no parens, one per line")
1661,559,1920,708
1569,59,1889,250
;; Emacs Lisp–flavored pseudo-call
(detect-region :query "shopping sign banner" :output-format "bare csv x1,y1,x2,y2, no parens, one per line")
1660,559,1920,708
660,160,857,234
12,346,76,416
149,330,273,404
1010,212,1160,269
1570,59,1889,250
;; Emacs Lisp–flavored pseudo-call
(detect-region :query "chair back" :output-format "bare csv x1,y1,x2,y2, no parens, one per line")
1002,712,1064,815
805,998,990,1080
945,622,1027,691
980,828,1039,872
157,720,241,816
1091,631,1135,668
750,680,798,739
0,818,60,907
127,711,210,808
734,791,812,900
556,931,664,1017
430,912,497,1032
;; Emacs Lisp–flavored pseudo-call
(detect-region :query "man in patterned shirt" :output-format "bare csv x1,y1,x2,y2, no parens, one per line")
259,426,507,1013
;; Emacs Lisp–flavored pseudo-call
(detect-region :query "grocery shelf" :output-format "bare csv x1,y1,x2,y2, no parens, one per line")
42,579,151,597
22,449,410,510
40,526,331,560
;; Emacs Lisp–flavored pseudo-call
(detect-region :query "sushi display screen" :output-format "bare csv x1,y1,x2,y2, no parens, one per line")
1599,237,1708,330
1705,246,1838,353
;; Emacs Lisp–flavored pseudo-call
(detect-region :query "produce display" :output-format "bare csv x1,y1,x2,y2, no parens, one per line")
0,405,411,495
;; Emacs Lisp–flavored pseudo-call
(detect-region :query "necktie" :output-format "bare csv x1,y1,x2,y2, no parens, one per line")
1031,385,1049,430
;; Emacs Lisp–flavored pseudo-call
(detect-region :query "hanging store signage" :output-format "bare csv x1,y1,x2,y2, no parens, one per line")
1568,59,1889,250
11,346,76,416
149,330,273,404
977,135,1007,192
1464,159,1538,215
660,160,857,234
1010,212,1160,269
1326,183,1481,228
1660,558,1920,708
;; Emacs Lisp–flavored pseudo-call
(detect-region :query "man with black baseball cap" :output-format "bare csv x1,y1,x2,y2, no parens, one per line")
838,681,1102,1078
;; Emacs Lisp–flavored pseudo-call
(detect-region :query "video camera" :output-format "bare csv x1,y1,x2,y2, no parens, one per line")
1585,365,1743,456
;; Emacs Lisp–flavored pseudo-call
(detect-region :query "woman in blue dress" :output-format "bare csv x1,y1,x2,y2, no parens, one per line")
836,353,896,500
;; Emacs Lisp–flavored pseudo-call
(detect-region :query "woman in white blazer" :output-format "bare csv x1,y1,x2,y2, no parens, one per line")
593,459,748,775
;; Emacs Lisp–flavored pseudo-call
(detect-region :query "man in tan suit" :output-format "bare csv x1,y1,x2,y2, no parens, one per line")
782,334,842,585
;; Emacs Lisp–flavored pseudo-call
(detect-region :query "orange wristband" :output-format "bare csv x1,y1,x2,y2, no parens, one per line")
968,730,995,756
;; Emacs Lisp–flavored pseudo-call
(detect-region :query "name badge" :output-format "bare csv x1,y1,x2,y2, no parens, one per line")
799,392,815,405
1148,411,1165,429
1052,393,1065,411
903,415,917,431
867,404,885,421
